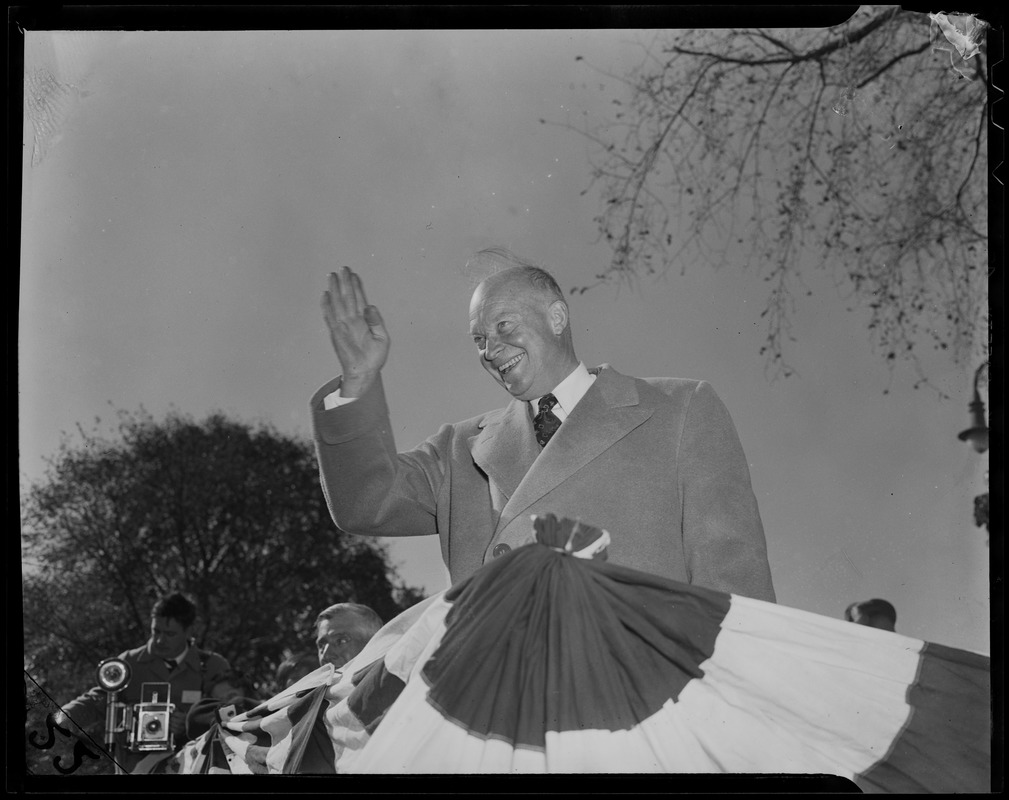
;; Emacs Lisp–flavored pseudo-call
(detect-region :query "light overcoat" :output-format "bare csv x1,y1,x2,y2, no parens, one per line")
311,364,775,601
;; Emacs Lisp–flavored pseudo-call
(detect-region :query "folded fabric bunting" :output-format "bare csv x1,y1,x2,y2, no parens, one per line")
172,596,446,775
172,724,233,774
176,514,990,790
335,515,990,790
171,665,337,775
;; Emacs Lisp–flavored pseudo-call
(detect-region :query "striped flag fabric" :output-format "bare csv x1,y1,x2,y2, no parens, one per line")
171,725,234,774
176,514,990,789
173,666,338,775
327,515,990,790
218,680,330,775
172,597,447,775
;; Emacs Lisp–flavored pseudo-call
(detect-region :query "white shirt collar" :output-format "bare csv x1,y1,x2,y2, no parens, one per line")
529,362,596,422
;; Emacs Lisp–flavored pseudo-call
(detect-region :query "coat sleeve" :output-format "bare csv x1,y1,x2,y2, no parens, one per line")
59,686,107,733
677,381,776,602
310,374,449,538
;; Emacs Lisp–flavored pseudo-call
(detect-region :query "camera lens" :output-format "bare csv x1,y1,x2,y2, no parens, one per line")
103,664,124,683
145,717,163,735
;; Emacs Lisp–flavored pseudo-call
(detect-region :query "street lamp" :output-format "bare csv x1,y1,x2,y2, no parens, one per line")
957,361,989,453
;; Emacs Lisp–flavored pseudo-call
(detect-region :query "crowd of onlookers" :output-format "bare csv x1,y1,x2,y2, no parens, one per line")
53,592,385,773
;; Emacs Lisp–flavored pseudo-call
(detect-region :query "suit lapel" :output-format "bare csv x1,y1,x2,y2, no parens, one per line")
469,399,541,504
494,366,653,535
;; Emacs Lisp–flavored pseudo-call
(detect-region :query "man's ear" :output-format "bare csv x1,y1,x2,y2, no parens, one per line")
548,300,569,335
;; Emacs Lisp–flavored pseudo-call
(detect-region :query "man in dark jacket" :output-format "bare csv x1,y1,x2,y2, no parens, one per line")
56,592,230,773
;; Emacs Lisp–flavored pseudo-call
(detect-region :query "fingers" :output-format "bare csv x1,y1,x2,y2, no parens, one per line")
322,267,349,316
351,270,369,315
321,268,389,377
337,266,360,316
324,267,371,319
363,304,388,339
320,289,335,324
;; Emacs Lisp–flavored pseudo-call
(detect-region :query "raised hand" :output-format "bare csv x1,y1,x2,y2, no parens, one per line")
321,267,391,397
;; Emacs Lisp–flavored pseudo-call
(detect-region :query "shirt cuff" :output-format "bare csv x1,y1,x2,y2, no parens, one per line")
323,388,357,410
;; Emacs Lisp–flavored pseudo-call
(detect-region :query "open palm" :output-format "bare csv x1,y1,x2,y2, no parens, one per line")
321,267,390,395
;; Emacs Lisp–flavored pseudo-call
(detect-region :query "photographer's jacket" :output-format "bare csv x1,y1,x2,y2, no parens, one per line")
61,643,230,773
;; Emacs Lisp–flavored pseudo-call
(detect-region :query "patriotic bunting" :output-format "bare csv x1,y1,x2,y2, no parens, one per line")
175,515,990,791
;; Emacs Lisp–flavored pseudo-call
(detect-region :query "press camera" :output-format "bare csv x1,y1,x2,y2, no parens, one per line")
96,658,176,754
128,682,175,752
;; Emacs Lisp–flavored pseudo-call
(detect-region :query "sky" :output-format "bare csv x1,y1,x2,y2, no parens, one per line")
19,23,990,654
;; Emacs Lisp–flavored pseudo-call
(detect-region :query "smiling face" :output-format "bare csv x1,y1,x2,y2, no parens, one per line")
469,270,578,402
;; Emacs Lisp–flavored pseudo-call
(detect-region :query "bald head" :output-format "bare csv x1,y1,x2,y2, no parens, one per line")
469,260,578,401
466,248,566,313
476,260,564,299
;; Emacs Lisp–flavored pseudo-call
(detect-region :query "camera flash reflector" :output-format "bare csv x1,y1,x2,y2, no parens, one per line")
96,657,131,692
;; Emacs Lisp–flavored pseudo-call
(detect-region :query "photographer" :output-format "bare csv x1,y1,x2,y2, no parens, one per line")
55,592,230,774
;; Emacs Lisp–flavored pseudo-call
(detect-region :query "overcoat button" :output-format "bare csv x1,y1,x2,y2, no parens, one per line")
492,543,511,558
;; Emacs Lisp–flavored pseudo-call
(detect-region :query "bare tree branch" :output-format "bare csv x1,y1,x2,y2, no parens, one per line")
555,7,988,388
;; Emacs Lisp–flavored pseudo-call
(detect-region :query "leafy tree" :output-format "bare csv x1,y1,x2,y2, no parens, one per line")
21,408,425,775
551,6,990,389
